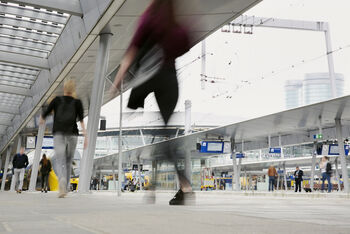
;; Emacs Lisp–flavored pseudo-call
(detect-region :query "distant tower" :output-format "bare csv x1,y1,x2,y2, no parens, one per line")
285,80,302,109
303,73,344,105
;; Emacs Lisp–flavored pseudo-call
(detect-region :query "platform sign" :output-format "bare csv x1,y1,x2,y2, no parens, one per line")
200,141,224,153
277,170,284,174
42,136,54,149
313,134,323,139
269,148,281,154
26,136,36,149
235,153,245,158
328,144,350,156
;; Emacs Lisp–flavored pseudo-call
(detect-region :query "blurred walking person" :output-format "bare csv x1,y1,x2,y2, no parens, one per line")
320,156,332,193
41,80,87,198
39,154,52,193
12,147,29,193
294,166,303,192
111,0,192,205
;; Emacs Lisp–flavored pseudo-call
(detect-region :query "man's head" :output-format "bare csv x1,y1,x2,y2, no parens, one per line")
20,147,25,155
296,166,299,170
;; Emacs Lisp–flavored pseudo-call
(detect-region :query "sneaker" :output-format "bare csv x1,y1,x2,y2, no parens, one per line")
169,189,184,205
18,190,22,194
58,179,67,198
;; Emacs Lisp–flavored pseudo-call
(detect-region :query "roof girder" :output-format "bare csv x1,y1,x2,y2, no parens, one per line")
0,35,53,51
0,84,32,96
0,27,57,43
0,50,49,69
5,0,83,17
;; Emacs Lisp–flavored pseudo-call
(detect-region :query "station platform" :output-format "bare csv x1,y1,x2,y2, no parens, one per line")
1,191,350,234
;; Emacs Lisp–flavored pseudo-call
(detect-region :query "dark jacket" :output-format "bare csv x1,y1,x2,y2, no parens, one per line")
42,96,84,135
12,153,29,169
294,169,304,181
40,159,52,175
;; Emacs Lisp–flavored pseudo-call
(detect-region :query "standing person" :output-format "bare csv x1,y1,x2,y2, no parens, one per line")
294,166,303,193
267,165,277,192
39,154,52,193
110,0,191,205
320,156,332,193
40,80,87,198
12,147,29,193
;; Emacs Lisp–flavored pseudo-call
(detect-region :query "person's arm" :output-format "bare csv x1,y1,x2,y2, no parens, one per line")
40,97,56,124
12,154,17,167
110,46,138,92
24,155,29,168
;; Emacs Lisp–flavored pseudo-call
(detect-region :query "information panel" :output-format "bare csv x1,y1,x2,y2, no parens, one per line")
328,144,349,156
200,141,224,153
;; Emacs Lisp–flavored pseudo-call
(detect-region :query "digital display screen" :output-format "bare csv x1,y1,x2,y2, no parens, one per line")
207,142,223,152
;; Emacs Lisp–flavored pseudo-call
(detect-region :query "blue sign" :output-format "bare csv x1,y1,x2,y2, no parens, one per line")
200,141,224,153
277,170,284,174
269,148,281,154
236,153,245,158
328,144,349,156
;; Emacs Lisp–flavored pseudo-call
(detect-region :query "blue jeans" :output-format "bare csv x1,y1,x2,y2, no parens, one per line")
268,176,275,191
321,172,332,192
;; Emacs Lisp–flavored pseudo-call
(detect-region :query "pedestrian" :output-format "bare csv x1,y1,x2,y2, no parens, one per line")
294,166,303,192
12,147,29,193
40,80,87,198
267,165,277,192
320,156,332,193
39,154,52,193
110,0,191,205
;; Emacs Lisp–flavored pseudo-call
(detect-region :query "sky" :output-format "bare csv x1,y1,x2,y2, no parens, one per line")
100,0,350,128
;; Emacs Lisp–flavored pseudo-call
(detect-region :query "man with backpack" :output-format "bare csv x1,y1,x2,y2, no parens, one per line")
321,156,332,193
12,147,29,193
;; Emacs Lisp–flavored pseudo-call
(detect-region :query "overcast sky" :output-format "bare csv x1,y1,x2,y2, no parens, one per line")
100,0,350,127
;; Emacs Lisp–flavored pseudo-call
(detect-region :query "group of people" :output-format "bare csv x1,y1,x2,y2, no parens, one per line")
267,156,334,193
11,147,51,193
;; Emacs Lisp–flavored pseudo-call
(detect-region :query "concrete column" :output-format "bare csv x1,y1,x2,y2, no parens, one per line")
29,122,46,192
279,135,284,158
1,146,12,191
311,143,317,191
237,158,242,191
324,24,337,98
139,129,146,146
78,30,112,193
10,136,22,191
335,119,349,193
244,169,247,191
0,154,2,174
283,163,287,191
335,158,341,192
259,149,262,160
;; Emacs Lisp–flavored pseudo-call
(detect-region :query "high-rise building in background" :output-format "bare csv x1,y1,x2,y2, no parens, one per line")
285,73,345,109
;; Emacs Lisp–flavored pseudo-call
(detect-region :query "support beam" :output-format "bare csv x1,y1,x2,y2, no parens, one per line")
78,31,112,193
283,163,287,191
0,3,68,24
117,81,123,196
335,119,349,193
0,105,19,115
0,119,12,126
111,161,117,192
0,36,53,52
0,64,38,76
0,145,12,191
276,167,280,191
324,23,337,98
335,158,341,192
184,100,192,184
6,0,83,17
28,121,45,191
138,156,142,191
310,143,317,191
0,51,49,70
0,84,32,96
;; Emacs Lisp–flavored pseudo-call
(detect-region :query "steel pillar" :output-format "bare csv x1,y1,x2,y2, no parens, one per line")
138,156,142,191
10,136,22,191
276,167,280,191
231,139,239,191
311,143,317,191
283,163,287,191
117,80,124,197
111,161,117,192
29,122,45,191
201,40,206,90
78,31,112,193
335,158,341,192
1,146,12,191
184,100,192,184
335,119,349,193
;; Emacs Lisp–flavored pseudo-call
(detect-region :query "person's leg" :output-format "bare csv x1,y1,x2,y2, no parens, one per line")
66,135,77,192
295,180,298,192
18,168,25,191
268,177,272,191
13,169,19,191
327,174,332,192
53,134,68,197
321,173,325,191
272,178,275,191
44,174,49,191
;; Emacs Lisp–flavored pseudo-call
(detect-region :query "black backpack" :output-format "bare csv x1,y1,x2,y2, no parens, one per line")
326,162,332,174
